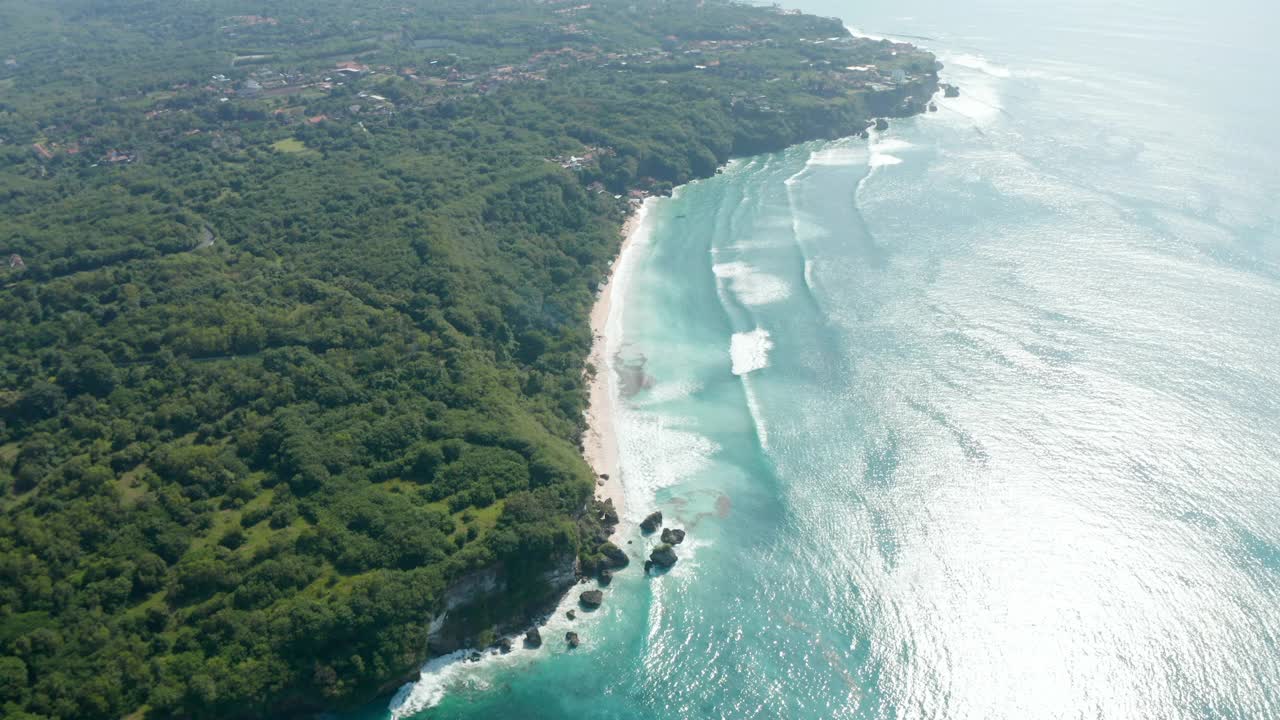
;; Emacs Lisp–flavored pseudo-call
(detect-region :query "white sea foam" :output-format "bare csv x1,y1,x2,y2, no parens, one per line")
730,328,774,376
872,138,914,154
631,379,702,406
869,152,904,168
388,650,476,719
932,63,1007,125
803,258,819,298
868,137,913,168
712,261,791,306
616,411,719,524
947,52,1013,78
605,199,655,361
806,146,866,167
935,79,1005,124
389,559,631,718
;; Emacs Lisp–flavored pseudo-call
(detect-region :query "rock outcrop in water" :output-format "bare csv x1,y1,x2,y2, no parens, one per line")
524,627,542,648
941,83,960,98
660,528,685,545
599,568,613,585
565,631,580,648
496,637,513,654
640,511,663,533
649,544,678,568
580,589,604,608
874,118,890,131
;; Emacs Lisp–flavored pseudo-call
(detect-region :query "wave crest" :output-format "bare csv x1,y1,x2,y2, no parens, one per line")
730,328,774,376
712,261,791,306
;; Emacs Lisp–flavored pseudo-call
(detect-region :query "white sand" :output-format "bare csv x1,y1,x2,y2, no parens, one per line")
582,205,649,531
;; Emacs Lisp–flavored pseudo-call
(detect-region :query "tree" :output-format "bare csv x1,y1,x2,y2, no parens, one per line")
0,656,29,702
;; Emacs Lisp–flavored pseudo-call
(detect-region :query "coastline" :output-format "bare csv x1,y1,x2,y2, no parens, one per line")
391,86,944,714
582,202,651,533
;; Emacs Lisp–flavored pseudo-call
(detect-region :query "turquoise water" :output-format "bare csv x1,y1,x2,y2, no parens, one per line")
381,1,1280,717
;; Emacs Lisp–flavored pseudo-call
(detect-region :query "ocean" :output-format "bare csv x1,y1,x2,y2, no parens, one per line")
377,0,1280,717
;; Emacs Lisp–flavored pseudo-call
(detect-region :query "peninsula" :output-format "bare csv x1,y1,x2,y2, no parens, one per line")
0,1,938,717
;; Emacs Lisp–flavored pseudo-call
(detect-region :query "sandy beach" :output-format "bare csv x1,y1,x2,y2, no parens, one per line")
582,204,649,530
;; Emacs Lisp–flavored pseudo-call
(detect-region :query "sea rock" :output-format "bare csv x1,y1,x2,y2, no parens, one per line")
660,528,685,545
643,560,654,574
599,541,629,567
874,118,889,132
858,129,870,140
649,543,678,568
468,651,482,663
580,589,604,608
565,631,580,648
566,610,576,620
598,568,613,586
525,628,542,648
640,511,663,533
599,473,610,480
928,102,938,112
942,83,960,98
496,637,513,654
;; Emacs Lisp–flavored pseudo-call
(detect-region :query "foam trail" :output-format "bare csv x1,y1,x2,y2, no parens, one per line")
782,155,824,311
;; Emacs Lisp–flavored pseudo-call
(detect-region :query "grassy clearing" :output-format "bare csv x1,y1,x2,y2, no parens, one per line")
271,138,313,154
115,466,150,507
460,501,503,532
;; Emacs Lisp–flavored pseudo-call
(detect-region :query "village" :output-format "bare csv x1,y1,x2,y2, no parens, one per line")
8,0,930,174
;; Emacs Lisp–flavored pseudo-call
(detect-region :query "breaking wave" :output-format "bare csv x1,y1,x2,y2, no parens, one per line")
712,261,791,306
947,52,1013,78
806,145,867,167
730,328,774,376
869,137,913,168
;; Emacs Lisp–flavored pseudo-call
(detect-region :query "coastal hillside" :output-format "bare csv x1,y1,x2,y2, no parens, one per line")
0,1,936,717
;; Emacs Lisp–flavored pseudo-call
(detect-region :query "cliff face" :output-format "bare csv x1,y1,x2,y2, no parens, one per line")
726,73,941,159
869,76,942,118
424,553,579,657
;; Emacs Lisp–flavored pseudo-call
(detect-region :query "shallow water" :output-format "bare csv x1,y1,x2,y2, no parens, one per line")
375,1,1280,717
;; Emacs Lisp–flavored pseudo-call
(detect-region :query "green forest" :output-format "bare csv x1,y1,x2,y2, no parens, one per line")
0,1,937,717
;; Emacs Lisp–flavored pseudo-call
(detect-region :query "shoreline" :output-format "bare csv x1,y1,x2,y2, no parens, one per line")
395,96,943,715
582,201,651,534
